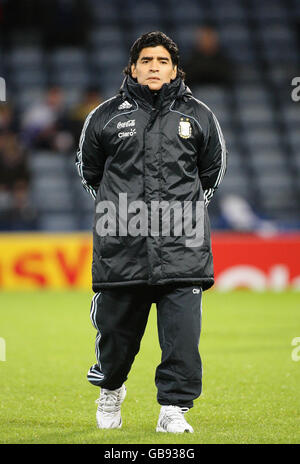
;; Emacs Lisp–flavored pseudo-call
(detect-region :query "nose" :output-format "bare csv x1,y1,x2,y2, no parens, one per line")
150,59,159,72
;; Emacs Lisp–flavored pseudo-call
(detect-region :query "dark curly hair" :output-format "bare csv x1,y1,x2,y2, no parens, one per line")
123,31,185,80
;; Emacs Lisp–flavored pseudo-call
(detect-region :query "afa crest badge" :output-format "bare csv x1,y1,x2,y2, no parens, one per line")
178,118,192,139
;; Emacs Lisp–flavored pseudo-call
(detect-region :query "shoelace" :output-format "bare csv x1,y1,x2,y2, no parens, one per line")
160,406,189,427
95,389,122,414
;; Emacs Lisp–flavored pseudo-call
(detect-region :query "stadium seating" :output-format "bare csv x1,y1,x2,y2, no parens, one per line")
1,0,300,231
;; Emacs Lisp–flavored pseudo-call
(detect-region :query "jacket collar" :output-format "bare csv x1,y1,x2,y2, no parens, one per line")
119,75,192,111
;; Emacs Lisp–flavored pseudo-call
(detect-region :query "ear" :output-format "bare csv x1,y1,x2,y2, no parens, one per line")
131,64,137,79
171,65,177,80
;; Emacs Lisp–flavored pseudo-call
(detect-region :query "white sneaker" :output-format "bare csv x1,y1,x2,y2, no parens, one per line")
95,384,126,429
156,405,194,433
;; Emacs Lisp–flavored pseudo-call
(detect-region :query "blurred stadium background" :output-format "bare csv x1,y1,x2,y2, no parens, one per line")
0,0,300,290
1,0,300,445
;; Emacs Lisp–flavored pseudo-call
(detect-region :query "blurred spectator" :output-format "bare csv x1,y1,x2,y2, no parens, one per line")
21,86,74,153
0,132,37,230
184,25,233,88
219,194,278,236
0,133,30,189
0,104,19,133
68,87,103,145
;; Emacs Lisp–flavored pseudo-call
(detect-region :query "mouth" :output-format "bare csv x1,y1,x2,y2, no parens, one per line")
147,77,160,81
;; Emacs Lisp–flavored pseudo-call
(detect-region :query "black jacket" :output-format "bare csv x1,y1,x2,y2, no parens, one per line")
76,76,227,291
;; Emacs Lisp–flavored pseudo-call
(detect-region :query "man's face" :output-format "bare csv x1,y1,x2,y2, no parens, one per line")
131,45,177,91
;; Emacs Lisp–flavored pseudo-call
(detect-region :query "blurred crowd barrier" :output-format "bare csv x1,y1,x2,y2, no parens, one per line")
0,232,92,289
0,232,299,291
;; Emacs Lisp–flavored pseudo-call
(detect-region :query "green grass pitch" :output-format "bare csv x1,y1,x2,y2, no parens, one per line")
0,290,299,444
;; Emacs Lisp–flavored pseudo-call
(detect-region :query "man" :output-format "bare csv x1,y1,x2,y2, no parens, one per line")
76,31,227,433
184,25,233,88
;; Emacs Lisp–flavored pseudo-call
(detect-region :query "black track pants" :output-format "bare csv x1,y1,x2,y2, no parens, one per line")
87,284,203,408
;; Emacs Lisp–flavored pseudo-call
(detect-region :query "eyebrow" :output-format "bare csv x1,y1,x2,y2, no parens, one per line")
140,56,170,61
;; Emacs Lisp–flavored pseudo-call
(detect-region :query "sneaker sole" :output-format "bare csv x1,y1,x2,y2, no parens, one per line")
156,425,193,433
